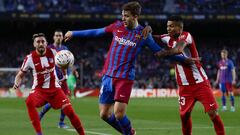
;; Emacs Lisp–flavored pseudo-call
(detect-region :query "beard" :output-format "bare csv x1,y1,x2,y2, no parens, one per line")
37,47,46,55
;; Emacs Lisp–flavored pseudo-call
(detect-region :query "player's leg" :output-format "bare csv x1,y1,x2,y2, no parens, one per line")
226,83,235,112
113,78,135,135
219,83,227,111
39,103,52,120
99,75,123,133
58,81,71,128
25,90,46,135
197,82,225,135
50,88,85,135
178,85,196,135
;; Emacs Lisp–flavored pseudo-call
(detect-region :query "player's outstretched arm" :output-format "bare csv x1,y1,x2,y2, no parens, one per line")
64,28,106,42
13,70,25,89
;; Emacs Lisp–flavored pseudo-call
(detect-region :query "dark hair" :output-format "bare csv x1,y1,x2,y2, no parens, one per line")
32,33,45,40
122,1,141,16
168,15,183,23
54,29,63,33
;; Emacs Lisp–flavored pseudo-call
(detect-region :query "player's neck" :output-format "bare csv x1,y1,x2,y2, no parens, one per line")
128,21,139,30
36,50,46,56
54,43,61,48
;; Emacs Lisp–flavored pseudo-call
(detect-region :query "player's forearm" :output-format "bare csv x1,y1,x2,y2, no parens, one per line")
72,28,105,37
14,71,25,88
166,55,186,63
215,70,220,83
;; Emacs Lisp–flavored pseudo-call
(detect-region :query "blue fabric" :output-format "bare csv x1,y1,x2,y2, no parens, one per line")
221,96,226,106
39,103,52,120
230,95,234,106
72,28,106,37
118,115,132,135
99,75,115,104
219,83,227,93
59,109,66,122
104,114,123,133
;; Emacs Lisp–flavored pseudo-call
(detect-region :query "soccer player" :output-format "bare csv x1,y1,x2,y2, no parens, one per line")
215,49,236,112
143,15,225,135
64,2,196,135
38,30,71,128
67,66,79,99
13,33,85,135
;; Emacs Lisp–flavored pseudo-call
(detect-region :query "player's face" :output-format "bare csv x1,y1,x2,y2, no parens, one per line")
34,36,47,55
167,21,182,37
221,51,228,59
122,10,137,29
53,32,63,45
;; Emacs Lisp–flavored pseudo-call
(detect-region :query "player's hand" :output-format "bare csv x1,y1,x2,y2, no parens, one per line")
64,31,73,42
184,57,201,65
154,50,169,58
142,25,152,39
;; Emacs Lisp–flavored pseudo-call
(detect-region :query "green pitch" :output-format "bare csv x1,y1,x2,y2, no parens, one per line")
0,97,239,135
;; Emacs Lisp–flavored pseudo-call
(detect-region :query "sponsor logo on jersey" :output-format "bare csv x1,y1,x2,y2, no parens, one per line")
115,36,136,47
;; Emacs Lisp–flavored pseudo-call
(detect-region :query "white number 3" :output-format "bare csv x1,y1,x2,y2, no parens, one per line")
178,96,186,106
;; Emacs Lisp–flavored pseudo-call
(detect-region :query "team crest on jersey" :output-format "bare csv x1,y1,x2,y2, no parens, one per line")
48,58,54,63
179,35,186,40
135,34,141,40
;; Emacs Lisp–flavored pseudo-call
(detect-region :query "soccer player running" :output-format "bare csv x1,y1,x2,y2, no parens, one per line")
215,49,236,112
143,15,225,135
64,2,196,135
38,30,71,128
13,33,85,135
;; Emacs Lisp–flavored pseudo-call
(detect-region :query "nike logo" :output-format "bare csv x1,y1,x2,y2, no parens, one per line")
210,103,215,107
62,99,67,102
120,95,125,98
117,30,123,33
34,63,40,66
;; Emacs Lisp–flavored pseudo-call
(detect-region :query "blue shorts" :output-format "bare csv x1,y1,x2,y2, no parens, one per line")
99,75,134,104
219,82,232,93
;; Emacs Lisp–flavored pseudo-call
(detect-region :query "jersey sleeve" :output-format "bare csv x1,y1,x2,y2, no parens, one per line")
20,55,31,72
179,32,193,45
229,60,234,70
145,34,162,53
51,48,57,56
105,21,121,33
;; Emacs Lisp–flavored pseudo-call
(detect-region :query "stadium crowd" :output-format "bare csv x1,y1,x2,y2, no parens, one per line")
0,0,239,13
0,37,239,89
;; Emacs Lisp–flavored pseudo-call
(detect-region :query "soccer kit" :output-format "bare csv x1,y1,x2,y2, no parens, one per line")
21,48,70,108
158,31,218,114
217,59,234,93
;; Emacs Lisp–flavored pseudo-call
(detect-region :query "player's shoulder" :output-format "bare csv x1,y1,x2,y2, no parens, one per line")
179,31,192,39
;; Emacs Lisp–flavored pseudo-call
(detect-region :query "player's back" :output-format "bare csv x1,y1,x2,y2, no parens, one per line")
102,21,148,80
160,31,208,86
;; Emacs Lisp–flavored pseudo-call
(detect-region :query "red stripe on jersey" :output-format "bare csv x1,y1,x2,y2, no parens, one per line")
182,65,196,84
46,49,56,88
124,31,141,79
32,51,45,89
21,56,29,72
175,66,183,85
113,40,126,77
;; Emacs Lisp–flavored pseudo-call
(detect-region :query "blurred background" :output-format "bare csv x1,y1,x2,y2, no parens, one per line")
0,0,239,97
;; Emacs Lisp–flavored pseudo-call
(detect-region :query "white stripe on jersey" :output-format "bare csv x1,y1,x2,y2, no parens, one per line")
176,64,189,85
200,67,208,80
40,57,50,88
191,64,203,83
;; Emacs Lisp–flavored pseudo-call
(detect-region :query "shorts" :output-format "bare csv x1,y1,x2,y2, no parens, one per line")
178,81,218,115
219,82,233,93
25,87,70,109
99,75,134,104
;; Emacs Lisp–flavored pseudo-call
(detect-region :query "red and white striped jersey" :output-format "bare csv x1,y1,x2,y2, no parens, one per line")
160,31,208,86
21,48,60,89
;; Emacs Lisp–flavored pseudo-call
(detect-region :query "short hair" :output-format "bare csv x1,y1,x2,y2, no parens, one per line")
168,15,184,27
54,29,63,33
32,33,45,40
221,49,228,54
122,1,141,16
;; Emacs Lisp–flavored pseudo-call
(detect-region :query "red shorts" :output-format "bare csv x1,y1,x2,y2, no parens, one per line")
113,77,134,104
26,87,70,109
178,81,218,115
61,80,71,95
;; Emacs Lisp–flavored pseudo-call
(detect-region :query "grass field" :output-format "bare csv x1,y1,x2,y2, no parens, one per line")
0,97,239,135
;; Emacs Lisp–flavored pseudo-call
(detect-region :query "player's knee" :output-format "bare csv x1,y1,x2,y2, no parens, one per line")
208,110,217,120
25,97,34,107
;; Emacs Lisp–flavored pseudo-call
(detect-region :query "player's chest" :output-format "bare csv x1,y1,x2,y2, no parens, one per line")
32,56,55,71
113,29,142,47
